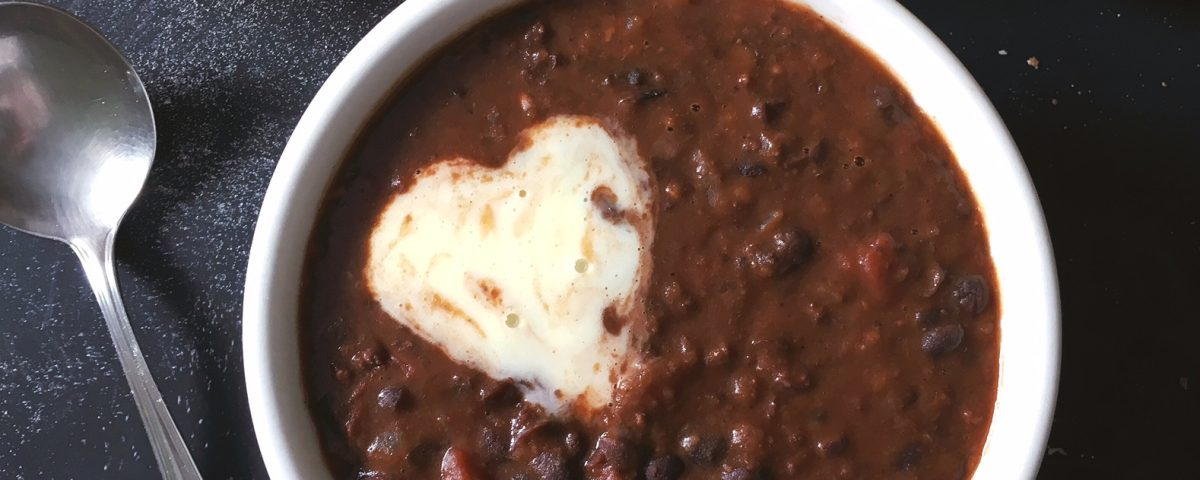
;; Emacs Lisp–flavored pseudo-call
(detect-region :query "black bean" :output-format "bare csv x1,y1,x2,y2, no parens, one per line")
754,350,793,391
729,371,759,405
659,280,693,315
441,447,482,480
530,451,570,480
913,308,939,327
485,109,505,139
523,21,548,45
743,230,812,278
720,467,764,480
638,88,667,102
814,435,848,457
377,386,411,411
895,443,922,471
704,343,731,367
625,69,645,86
950,275,990,316
585,431,636,474
449,373,475,397
750,102,768,120
784,137,826,169
349,345,388,371
680,433,726,466
737,163,768,177
921,324,965,356
872,87,911,125
757,132,783,159
750,99,785,123
521,50,558,85
563,430,585,458
799,367,817,389
482,380,522,410
367,431,401,457
728,423,764,452
477,426,509,464
887,387,919,411
406,441,441,469
358,470,397,480
509,405,551,451
690,149,718,184
645,454,684,480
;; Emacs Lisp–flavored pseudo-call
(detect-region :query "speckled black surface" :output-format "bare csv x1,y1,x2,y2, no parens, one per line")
0,0,1196,478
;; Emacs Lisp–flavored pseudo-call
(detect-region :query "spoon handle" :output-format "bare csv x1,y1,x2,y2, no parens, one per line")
70,234,203,480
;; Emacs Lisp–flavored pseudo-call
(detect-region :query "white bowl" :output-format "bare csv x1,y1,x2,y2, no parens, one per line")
243,0,1060,478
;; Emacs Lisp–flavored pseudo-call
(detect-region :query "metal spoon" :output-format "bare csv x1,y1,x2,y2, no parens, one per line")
0,3,202,479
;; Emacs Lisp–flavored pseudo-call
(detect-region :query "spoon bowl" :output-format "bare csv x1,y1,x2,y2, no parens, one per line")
0,1,154,240
0,3,201,479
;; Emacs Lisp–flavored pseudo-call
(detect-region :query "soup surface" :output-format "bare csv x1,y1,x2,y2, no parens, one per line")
301,0,1001,478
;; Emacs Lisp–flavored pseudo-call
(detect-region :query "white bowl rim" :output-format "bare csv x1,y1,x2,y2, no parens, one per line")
243,1,1060,479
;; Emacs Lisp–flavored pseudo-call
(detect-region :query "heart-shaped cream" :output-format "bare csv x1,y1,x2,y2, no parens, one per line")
366,115,654,414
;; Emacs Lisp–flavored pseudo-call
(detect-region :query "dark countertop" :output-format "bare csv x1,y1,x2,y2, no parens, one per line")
0,0,1195,478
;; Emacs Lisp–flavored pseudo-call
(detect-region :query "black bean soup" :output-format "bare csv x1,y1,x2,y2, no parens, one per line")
300,0,1001,478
